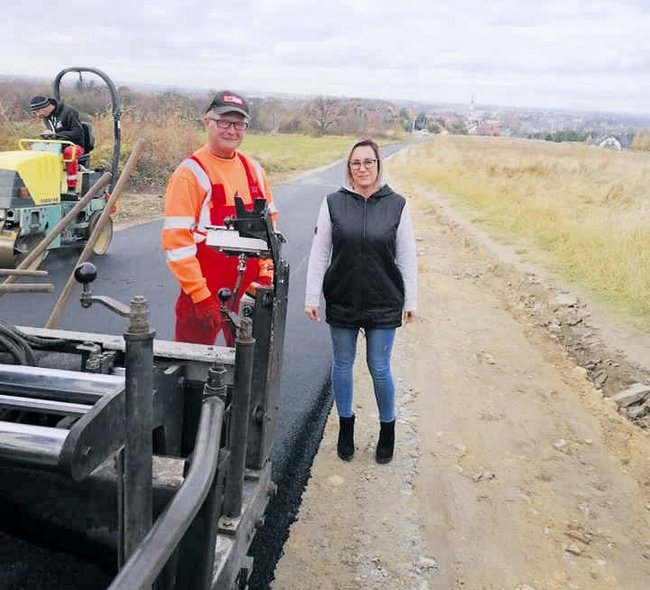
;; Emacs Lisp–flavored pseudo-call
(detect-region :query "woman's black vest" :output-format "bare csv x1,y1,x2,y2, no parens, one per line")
323,185,406,329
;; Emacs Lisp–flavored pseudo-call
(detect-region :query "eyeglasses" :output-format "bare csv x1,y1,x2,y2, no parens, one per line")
349,158,378,171
207,117,249,131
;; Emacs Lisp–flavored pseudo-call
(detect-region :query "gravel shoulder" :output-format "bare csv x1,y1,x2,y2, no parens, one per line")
271,177,650,590
113,191,164,230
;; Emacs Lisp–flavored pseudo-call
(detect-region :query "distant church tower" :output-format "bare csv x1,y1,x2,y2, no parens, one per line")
467,94,479,134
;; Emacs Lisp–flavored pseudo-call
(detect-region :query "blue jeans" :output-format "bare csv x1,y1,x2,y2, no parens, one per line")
329,326,396,423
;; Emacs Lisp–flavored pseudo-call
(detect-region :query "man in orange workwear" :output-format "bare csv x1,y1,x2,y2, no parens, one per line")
161,90,278,345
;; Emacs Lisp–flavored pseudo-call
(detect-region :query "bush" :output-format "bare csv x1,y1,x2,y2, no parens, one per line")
86,110,201,190
631,131,650,151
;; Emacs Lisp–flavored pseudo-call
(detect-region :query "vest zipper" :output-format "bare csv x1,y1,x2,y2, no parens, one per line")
363,198,367,240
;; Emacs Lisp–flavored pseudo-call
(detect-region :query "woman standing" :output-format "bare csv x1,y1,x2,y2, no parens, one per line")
304,139,417,464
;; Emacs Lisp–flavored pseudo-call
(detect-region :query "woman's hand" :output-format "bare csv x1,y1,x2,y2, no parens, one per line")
403,310,416,324
305,306,320,322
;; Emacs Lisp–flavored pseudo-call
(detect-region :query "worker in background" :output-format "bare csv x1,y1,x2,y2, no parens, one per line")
161,90,278,346
29,96,85,191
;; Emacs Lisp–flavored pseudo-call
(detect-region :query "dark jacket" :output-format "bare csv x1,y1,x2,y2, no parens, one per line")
44,100,84,146
323,184,406,329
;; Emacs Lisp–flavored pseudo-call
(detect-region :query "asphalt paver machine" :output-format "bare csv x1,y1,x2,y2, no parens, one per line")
0,197,288,589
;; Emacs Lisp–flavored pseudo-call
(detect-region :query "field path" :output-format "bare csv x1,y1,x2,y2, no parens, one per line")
272,164,650,589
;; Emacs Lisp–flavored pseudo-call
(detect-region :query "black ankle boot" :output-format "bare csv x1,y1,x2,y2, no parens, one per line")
375,420,395,464
337,415,355,461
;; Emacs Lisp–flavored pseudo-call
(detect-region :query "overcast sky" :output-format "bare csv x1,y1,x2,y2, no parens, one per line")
2,0,648,115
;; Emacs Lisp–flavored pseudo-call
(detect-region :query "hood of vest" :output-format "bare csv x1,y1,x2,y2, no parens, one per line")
340,183,395,201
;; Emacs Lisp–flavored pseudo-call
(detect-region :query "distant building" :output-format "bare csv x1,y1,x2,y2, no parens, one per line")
466,95,501,136
590,134,623,150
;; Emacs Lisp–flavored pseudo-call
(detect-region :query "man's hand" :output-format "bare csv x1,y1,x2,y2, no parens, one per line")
40,130,55,138
257,259,274,287
194,296,221,329
403,310,416,324
305,306,320,322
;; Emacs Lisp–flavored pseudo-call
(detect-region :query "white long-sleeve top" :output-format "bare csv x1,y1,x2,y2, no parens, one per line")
304,190,418,312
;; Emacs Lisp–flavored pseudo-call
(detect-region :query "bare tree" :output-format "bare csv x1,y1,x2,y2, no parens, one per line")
252,99,290,133
304,97,348,136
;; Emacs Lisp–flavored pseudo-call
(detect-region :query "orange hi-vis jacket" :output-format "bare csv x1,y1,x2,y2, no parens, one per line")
161,146,278,304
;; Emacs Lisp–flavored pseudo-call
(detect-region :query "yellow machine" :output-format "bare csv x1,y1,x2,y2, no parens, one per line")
0,67,121,268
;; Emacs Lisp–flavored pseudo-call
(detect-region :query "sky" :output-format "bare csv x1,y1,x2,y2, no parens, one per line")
2,0,649,115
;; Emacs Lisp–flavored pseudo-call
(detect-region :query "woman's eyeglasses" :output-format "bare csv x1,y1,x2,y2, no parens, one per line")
207,117,249,131
349,158,378,171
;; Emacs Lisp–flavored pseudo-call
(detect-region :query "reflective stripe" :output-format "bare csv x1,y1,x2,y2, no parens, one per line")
162,215,204,243
180,158,213,234
249,156,280,223
163,216,194,230
166,244,197,261
249,158,267,200
179,158,211,192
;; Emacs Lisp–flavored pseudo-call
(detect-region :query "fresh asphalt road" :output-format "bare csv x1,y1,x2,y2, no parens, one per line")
4,143,404,473
1,143,404,586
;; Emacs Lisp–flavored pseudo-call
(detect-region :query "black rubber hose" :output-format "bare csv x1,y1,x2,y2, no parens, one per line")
0,324,36,365
0,317,43,364
5,324,68,348
0,331,28,365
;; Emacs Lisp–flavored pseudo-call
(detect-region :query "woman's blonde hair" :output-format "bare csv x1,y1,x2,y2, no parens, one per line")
345,138,382,188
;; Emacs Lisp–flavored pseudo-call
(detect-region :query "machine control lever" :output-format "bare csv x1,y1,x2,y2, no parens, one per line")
75,262,131,317
218,287,242,332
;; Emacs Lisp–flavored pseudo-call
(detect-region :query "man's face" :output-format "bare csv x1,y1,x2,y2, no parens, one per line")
204,111,248,158
33,104,54,118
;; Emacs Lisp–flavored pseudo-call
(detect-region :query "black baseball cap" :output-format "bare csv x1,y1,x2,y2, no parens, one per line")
205,90,250,118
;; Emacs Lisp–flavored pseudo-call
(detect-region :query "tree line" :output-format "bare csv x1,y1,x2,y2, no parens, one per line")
0,78,418,138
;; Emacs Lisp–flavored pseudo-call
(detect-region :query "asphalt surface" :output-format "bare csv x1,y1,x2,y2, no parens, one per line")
0,144,404,588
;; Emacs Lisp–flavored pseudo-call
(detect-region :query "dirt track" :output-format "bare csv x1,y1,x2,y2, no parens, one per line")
271,177,650,589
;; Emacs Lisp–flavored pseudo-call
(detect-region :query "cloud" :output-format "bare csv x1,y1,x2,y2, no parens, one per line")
0,0,648,114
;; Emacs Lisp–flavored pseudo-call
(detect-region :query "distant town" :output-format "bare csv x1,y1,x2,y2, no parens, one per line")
404,95,650,150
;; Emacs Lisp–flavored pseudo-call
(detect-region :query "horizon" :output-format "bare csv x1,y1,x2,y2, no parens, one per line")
4,72,649,124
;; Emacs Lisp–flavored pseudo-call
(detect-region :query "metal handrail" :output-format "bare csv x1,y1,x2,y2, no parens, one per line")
53,66,122,189
108,395,225,590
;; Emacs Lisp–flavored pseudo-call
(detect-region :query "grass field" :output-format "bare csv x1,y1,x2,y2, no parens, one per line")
242,134,362,182
389,135,650,330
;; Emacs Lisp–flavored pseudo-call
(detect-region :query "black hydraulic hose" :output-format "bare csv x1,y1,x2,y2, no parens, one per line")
0,324,34,365
0,318,68,366
8,326,68,348
0,332,27,365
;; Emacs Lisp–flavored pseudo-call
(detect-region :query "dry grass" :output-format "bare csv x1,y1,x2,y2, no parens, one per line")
2,112,379,229
390,135,650,329
4,112,367,190
90,111,200,189
91,113,368,189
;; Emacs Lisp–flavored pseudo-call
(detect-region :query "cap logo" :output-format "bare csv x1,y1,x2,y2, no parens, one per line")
223,94,244,105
